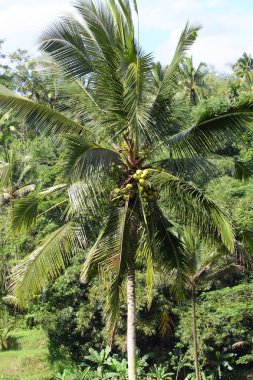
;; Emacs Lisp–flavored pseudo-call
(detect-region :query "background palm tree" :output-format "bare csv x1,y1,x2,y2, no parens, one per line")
179,56,209,105
180,229,222,380
232,52,253,92
0,146,35,205
1,1,253,379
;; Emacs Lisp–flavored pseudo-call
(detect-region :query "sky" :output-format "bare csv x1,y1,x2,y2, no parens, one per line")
0,0,253,74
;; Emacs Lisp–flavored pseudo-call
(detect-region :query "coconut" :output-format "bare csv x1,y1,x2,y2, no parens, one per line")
139,178,145,185
126,183,133,190
136,169,142,175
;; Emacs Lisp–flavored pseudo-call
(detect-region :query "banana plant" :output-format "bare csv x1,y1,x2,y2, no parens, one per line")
1,1,253,379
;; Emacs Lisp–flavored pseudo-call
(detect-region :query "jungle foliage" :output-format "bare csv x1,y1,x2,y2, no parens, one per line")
0,1,253,379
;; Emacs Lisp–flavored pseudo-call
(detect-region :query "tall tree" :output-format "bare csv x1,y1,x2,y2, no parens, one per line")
232,52,253,91
181,229,222,380
179,56,209,105
0,1,253,379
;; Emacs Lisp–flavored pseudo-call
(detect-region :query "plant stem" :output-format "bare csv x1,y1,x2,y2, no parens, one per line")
127,266,137,380
191,284,201,380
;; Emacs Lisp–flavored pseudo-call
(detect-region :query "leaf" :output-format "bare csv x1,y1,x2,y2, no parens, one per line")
168,99,253,158
13,184,36,198
0,84,94,140
155,22,201,101
0,162,12,189
234,159,252,181
152,156,218,180
8,222,84,307
81,204,134,327
12,195,40,232
64,134,121,181
150,169,234,252
12,184,67,232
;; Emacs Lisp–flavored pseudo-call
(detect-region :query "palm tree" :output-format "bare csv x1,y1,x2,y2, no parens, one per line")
232,52,253,92
0,146,35,292
0,146,35,204
0,1,253,378
180,229,222,380
179,56,209,105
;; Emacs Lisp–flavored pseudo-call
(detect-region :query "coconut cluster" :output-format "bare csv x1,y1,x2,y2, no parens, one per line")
133,169,158,201
112,168,158,203
112,183,135,201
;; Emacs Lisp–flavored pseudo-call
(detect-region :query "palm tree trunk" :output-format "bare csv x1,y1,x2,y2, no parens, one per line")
191,285,201,380
127,266,137,380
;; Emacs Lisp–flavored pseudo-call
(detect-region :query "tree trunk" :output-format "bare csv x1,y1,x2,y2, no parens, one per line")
191,285,201,380
127,266,137,380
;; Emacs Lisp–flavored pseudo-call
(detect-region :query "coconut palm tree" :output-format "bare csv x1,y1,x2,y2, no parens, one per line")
179,56,209,105
0,1,253,379
180,229,222,380
232,52,253,92
233,52,253,78
0,146,35,204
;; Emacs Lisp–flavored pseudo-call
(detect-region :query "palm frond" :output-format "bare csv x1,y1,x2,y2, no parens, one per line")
0,162,12,189
64,134,121,181
8,222,83,307
13,184,36,198
154,22,201,103
234,159,252,181
152,156,218,180
0,84,94,139
67,174,113,219
168,99,253,158
81,204,132,327
12,195,40,232
12,184,67,232
138,198,188,301
39,16,95,79
152,204,188,298
149,169,234,251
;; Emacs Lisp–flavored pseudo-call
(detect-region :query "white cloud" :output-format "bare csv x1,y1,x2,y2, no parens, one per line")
137,0,253,72
0,1,73,53
0,0,252,72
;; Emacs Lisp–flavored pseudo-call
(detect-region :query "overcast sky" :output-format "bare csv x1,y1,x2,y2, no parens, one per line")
0,0,252,73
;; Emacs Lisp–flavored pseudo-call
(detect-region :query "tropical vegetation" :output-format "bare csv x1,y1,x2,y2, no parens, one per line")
0,1,252,380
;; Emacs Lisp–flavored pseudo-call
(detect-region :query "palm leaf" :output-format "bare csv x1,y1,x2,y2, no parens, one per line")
138,199,188,302
152,156,218,180
168,99,253,158
64,134,121,181
154,22,201,102
8,222,83,307
67,173,113,219
234,159,252,181
0,162,12,189
81,204,134,326
149,169,234,251
39,16,95,79
12,184,67,232
0,84,95,139
13,184,36,198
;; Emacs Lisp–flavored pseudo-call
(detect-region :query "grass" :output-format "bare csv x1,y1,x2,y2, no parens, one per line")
0,328,53,380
